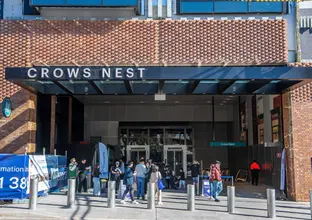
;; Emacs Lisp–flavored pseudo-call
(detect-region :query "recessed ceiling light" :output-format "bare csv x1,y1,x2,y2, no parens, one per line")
229,96,234,98
173,93,176,95
104,101,110,104
144,93,147,95
114,93,118,95
140,101,144,103
220,103,224,105
206,101,211,103
203,93,206,95
226,98,230,101
175,101,180,103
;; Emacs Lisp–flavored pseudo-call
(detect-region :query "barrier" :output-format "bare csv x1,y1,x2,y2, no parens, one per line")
108,181,116,208
147,183,155,210
227,186,235,214
187,184,195,211
267,189,276,219
67,179,76,208
29,177,38,210
200,175,234,186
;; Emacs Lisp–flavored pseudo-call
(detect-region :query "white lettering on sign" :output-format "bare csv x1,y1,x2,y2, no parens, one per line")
27,68,37,78
115,68,123,78
67,68,79,78
83,68,91,78
41,68,49,78
138,68,145,78
126,68,134,78
102,68,111,78
53,68,64,78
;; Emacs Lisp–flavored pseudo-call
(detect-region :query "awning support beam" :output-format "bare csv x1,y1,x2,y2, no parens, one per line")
52,80,73,94
124,80,133,94
188,80,200,94
88,80,103,94
217,80,236,94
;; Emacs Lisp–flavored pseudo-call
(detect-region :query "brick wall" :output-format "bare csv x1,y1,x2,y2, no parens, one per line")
284,83,312,201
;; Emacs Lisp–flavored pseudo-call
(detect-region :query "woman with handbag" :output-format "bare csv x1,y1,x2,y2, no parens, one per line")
150,165,164,205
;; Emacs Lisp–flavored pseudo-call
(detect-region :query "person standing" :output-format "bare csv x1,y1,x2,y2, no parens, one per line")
120,161,139,204
250,160,261,186
135,159,146,200
210,161,222,202
92,164,101,196
68,158,78,179
150,165,163,205
191,160,200,195
178,168,185,188
111,161,122,192
78,159,89,193
144,162,151,195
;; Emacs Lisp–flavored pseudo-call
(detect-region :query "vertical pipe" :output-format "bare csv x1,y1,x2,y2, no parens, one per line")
227,186,235,214
67,179,76,209
187,184,195,211
212,96,215,141
238,96,242,141
147,182,155,209
196,175,200,196
29,177,38,210
267,189,276,219
43,148,45,155
310,190,312,219
108,181,116,208
54,149,56,156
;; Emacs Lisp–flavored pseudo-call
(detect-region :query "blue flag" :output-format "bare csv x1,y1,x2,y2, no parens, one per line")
99,142,108,179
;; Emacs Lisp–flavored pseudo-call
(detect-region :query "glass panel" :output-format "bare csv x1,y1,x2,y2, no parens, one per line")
167,151,174,172
165,129,185,145
150,129,164,146
129,129,148,145
186,129,193,145
187,154,193,177
138,151,146,162
131,151,138,162
150,145,163,166
120,129,128,158
174,151,183,176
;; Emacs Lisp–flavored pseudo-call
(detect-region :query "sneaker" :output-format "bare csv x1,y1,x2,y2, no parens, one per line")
132,200,139,204
119,200,126,204
214,199,220,202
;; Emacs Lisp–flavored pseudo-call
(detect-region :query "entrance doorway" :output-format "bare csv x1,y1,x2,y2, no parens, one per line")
126,145,150,163
164,145,187,176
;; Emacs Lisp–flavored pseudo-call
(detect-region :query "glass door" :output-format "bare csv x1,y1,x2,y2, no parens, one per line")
166,150,183,175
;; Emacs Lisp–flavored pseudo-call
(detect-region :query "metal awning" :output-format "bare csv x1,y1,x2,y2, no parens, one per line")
5,66,312,95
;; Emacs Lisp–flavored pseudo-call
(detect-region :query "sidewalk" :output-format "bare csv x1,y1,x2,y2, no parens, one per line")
0,191,310,220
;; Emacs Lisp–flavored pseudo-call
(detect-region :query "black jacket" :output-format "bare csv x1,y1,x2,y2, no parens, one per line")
191,164,200,177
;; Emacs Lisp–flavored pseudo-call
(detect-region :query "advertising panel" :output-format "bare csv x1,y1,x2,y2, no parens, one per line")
0,154,29,199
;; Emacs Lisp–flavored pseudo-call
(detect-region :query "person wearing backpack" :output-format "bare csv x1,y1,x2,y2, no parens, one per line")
150,165,164,205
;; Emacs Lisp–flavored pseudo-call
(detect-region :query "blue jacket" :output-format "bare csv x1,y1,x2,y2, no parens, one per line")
123,166,134,185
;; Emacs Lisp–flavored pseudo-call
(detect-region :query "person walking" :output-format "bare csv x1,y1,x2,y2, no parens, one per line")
135,159,146,200
111,161,122,192
250,160,261,186
78,159,89,193
190,160,200,195
120,161,139,204
150,165,163,205
178,168,185,188
210,161,222,202
92,164,101,196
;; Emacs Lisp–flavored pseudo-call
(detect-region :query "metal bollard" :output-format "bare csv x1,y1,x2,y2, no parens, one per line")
147,183,155,209
227,186,235,214
67,179,76,208
108,181,116,208
187,184,195,211
29,176,38,210
310,190,312,219
267,189,276,219
87,171,92,190
196,175,200,195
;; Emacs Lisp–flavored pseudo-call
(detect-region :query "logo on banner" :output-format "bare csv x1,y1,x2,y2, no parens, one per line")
1,97,12,118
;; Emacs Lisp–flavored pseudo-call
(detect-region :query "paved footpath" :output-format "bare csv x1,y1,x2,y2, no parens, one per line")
0,191,310,220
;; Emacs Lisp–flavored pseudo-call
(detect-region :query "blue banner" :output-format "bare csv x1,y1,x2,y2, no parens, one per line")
57,156,67,190
99,142,108,179
0,154,29,200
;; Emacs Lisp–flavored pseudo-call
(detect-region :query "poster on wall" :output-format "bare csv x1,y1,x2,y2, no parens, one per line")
271,109,280,143
240,102,247,142
0,154,29,199
258,114,264,144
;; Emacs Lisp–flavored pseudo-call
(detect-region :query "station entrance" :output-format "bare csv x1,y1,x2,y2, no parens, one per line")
5,65,312,197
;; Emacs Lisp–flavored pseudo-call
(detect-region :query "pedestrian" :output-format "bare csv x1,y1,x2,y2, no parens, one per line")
250,160,260,186
111,161,122,192
135,158,146,200
210,161,222,202
178,168,185,188
119,161,139,204
68,158,78,179
164,166,171,188
92,164,101,196
78,158,89,193
150,165,163,205
190,160,200,195
145,161,152,195
170,171,178,190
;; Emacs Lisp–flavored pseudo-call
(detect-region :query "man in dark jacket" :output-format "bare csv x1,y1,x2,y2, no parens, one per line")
119,161,139,204
190,160,200,195
78,159,89,193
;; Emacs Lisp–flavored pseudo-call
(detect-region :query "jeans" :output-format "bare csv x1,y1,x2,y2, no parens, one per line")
211,181,223,199
136,177,145,198
122,185,134,201
93,177,101,196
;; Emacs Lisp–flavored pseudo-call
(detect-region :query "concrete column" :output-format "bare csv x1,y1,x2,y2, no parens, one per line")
50,95,56,154
29,177,38,210
247,96,254,145
263,96,273,144
67,179,76,209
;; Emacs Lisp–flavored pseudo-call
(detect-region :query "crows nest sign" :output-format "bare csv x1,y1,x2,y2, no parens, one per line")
25,67,146,80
